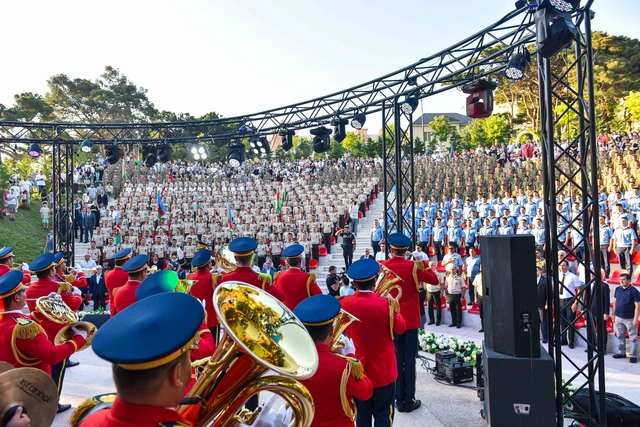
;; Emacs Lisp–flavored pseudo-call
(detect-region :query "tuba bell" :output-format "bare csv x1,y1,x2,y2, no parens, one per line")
330,309,360,353
212,244,237,273
178,281,317,427
34,294,96,351
375,265,404,302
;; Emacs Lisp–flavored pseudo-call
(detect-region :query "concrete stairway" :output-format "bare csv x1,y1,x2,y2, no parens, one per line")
314,194,384,292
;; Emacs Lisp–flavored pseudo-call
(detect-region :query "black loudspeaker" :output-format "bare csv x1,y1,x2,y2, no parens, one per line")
479,235,540,357
483,342,556,427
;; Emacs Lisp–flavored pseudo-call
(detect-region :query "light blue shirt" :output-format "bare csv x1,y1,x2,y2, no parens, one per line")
432,225,446,242
371,226,383,242
614,227,637,247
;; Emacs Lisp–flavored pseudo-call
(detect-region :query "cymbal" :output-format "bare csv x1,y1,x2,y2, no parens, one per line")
0,368,58,427
0,362,14,375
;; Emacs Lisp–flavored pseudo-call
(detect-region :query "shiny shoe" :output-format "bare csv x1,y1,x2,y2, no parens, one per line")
67,360,80,368
427,321,435,325
405,399,422,413
57,404,72,413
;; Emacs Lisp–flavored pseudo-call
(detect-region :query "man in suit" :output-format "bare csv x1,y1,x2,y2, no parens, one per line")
536,266,548,343
360,247,373,260
90,265,107,311
81,207,96,243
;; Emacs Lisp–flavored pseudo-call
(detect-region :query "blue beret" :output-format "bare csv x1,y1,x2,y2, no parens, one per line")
387,233,411,249
228,237,257,255
294,295,341,326
112,248,132,261
92,293,204,370
282,244,304,258
0,270,27,299
31,253,55,272
123,254,149,274
191,249,212,268
0,247,13,260
136,270,179,300
348,258,379,282
54,252,65,266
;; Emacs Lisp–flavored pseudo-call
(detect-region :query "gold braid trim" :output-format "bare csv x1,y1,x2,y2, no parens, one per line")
58,281,73,294
306,273,316,297
414,260,426,271
388,298,400,340
411,263,420,292
259,272,273,288
339,359,358,422
335,354,364,380
69,394,116,427
273,272,280,281
11,318,46,367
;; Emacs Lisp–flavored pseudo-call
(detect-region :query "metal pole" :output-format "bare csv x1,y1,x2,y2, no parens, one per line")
409,116,416,248
394,98,403,234
382,100,389,251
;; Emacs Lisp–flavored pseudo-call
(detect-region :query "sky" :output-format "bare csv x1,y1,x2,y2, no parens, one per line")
1,0,639,133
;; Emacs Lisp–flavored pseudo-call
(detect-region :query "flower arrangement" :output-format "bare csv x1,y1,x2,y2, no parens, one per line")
418,330,481,366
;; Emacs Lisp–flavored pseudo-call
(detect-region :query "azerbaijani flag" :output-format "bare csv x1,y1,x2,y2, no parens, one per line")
158,190,167,219
114,218,122,246
226,202,234,230
131,154,141,167
449,140,455,158
275,188,286,214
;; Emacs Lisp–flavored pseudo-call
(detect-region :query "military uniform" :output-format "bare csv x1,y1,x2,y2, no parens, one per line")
188,249,221,344
105,249,132,316
112,255,149,316
273,245,322,310
0,247,31,284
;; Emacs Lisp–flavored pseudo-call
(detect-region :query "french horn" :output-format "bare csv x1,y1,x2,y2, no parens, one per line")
178,281,317,427
375,265,404,302
35,294,96,352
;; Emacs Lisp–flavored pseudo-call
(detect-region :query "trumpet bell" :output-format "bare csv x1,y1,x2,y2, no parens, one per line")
213,244,237,273
331,309,360,352
54,322,97,351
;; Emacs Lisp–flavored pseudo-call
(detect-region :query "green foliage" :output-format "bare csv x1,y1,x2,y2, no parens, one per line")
342,132,366,157
0,93,54,122
364,137,382,158
460,119,487,148
328,138,346,159
413,137,425,155
0,199,49,264
293,137,312,159
623,91,640,128
554,104,579,139
428,115,454,150
482,115,512,144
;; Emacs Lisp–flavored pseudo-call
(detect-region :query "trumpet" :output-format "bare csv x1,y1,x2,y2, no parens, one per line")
330,309,360,353
375,265,403,303
178,281,316,427
82,267,97,275
34,294,96,352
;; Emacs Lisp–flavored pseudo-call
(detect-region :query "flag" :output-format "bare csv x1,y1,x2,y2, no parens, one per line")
226,202,234,230
121,161,126,181
275,189,286,214
449,140,455,158
157,190,166,219
131,154,141,167
114,218,122,246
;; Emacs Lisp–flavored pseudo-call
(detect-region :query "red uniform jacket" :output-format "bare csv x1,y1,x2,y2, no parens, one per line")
0,264,31,285
64,272,88,290
301,344,373,427
340,291,406,388
112,280,141,316
273,268,322,311
219,266,285,301
105,267,128,315
380,257,438,330
81,397,194,426
0,311,85,375
26,278,83,343
188,269,218,328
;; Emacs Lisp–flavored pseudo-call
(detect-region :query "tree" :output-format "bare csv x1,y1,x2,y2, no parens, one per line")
482,115,512,145
293,137,312,159
341,132,365,157
460,119,488,148
623,91,640,129
364,137,382,158
413,137,425,155
0,93,54,122
328,138,346,159
428,116,453,151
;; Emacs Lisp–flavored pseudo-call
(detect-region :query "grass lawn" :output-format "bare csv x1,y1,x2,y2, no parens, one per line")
0,201,50,264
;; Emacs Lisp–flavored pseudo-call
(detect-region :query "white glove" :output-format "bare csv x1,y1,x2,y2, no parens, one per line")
339,336,356,356
238,395,291,427
72,286,82,295
21,263,29,271
71,326,88,340
74,264,82,274
48,292,59,299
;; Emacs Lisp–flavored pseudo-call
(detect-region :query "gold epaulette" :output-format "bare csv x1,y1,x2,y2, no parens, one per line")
306,273,316,297
414,260,426,271
13,317,44,340
258,272,273,287
211,273,222,289
112,287,120,298
335,354,364,380
273,271,280,281
58,281,73,294
388,297,400,340
69,393,116,427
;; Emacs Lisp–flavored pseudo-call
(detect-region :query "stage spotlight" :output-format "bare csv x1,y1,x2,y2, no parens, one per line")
311,126,332,153
191,147,198,155
105,143,121,164
401,91,419,115
157,143,172,163
228,141,246,167
80,139,93,153
351,113,366,130
143,145,158,168
27,143,42,158
198,147,205,154
279,129,295,152
201,153,208,160
250,136,271,155
505,49,531,81
332,118,349,143
536,1,578,58
548,0,580,12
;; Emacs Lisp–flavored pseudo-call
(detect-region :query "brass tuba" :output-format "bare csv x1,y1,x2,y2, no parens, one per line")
212,244,237,273
35,294,96,351
330,310,360,353
375,265,404,302
178,281,317,427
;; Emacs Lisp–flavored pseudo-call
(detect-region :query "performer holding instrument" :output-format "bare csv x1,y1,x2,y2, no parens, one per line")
188,249,221,344
0,247,31,285
273,244,322,311
104,248,132,316
111,255,149,316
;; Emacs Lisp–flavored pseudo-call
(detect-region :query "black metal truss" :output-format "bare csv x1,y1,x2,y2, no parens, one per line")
539,3,606,426
51,136,75,262
0,5,536,144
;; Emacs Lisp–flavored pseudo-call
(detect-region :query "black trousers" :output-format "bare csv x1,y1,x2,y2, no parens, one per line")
394,328,418,410
372,240,381,256
51,359,68,402
448,293,463,326
420,241,429,254
433,241,444,261
209,325,221,346
312,244,319,261
355,381,395,427
427,291,441,324
93,293,107,311
617,247,632,272
538,307,548,341
257,256,266,268
560,298,576,345
478,295,484,328
343,246,354,270
323,233,332,254
467,275,476,304
272,255,281,268
600,246,611,278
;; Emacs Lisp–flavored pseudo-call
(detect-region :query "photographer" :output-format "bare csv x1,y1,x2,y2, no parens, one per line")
326,265,340,297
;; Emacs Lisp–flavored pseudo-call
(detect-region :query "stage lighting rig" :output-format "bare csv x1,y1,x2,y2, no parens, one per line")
400,91,419,115
227,141,246,167
331,118,349,143
279,129,295,152
536,0,578,58
157,142,172,163
105,143,121,164
27,143,42,158
79,139,93,153
311,126,332,153
143,145,158,168
463,80,497,119
191,145,208,161
250,136,271,155
505,48,531,81
351,113,366,130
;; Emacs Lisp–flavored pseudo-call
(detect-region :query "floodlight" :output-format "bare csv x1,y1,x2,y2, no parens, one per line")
105,143,121,164
198,147,205,154
143,145,157,168
351,113,366,130
191,147,198,154
401,91,419,115
279,129,295,152
28,143,42,158
505,50,531,81
157,143,172,163
332,118,349,143
80,139,93,153
228,141,246,167
536,1,578,58
311,126,332,153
